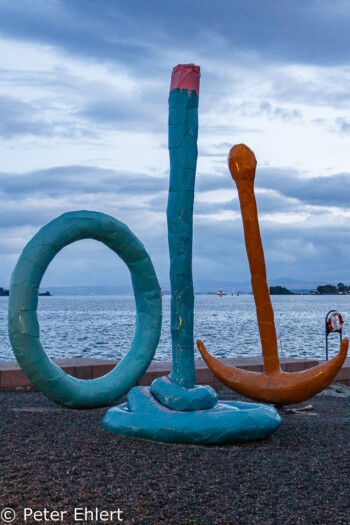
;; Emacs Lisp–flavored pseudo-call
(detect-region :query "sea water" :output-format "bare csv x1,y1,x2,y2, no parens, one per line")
0,294,348,362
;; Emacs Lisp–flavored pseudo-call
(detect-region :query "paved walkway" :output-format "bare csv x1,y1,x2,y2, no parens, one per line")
0,390,349,524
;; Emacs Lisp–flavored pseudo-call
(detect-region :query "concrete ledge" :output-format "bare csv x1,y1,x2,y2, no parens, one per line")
319,358,350,386
1,356,349,391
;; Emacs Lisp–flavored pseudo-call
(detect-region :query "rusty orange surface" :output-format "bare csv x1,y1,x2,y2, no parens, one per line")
197,144,349,405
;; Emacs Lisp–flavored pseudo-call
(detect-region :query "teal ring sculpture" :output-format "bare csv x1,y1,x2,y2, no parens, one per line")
8,210,162,408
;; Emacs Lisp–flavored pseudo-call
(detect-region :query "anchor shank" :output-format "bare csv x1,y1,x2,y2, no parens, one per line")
229,145,280,375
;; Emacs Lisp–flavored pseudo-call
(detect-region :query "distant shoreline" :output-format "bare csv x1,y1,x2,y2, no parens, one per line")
0,289,52,297
1,291,350,297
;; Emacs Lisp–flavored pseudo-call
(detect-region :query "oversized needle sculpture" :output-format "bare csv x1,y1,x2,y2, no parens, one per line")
197,144,349,405
102,66,282,442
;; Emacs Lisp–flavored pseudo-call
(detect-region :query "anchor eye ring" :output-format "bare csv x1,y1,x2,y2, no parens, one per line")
8,210,162,408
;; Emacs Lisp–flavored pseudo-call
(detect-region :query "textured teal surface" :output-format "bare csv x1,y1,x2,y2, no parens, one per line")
151,375,217,411
167,88,198,388
8,211,162,408
149,86,217,410
102,387,282,444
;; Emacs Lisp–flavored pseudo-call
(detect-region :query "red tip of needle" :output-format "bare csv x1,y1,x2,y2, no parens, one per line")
170,64,200,94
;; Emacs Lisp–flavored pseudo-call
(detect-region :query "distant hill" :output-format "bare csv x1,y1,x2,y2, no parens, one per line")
270,285,294,295
193,278,323,294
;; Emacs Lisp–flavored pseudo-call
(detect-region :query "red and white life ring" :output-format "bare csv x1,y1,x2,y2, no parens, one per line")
327,312,343,332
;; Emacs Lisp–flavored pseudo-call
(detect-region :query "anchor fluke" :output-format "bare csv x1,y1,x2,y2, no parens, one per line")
197,339,348,405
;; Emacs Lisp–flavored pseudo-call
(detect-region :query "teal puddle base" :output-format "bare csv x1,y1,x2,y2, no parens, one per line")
102,386,282,445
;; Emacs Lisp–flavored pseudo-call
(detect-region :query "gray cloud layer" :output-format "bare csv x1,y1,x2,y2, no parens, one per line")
1,1,350,69
0,96,53,138
0,1,349,287
1,162,350,286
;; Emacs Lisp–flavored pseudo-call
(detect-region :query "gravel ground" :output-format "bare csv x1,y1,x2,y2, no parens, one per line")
0,389,349,525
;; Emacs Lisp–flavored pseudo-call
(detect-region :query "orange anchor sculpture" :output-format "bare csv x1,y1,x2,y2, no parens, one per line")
197,144,348,405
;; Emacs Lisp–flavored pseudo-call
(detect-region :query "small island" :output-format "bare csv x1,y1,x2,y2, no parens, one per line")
269,285,294,295
0,287,52,297
315,283,349,295
268,282,350,295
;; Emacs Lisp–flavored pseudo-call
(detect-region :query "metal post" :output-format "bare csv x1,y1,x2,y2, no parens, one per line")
325,309,343,361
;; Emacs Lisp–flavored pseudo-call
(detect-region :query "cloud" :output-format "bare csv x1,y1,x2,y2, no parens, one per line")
192,211,350,284
0,95,54,138
335,118,350,134
265,67,350,109
256,168,350,207
0,93,102,140
193,167,350,211
0,1,164,77
233,101,303,123
1,172,350,288
1,0,350,74
1,155,350,288
0,0,350,288
0,165,168,199
75,87,167,132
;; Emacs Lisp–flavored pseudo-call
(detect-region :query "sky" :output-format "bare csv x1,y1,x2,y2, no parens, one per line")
1,0,350,289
